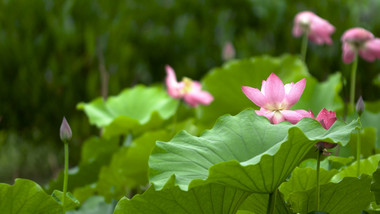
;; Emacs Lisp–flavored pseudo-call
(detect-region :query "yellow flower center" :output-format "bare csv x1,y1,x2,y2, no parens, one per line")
181,77,193,93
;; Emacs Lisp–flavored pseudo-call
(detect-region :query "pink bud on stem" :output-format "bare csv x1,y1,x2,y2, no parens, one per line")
59,116,71,212
60,117,72,142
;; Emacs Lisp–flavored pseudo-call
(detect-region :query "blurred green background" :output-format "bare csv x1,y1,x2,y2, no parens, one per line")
1,0,380,184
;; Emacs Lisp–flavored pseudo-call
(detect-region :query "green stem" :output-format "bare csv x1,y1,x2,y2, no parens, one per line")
349,51,358,113
267,189,277,214
357,128,361,177
63,142,69,213
301,32,309,63
316,150,321,211
172,100,182,134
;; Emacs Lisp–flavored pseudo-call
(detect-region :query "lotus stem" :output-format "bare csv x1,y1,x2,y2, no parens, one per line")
62,141,69,213
267,189,277,214
357,128,361,177
172,101,180,133
172,100,184,134
316,150,321,211
349,51,358,113
301,32,309,63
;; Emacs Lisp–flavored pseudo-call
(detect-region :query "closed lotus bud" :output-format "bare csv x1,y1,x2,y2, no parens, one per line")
315,108,338,155
356,96,364,116
60,117,72,142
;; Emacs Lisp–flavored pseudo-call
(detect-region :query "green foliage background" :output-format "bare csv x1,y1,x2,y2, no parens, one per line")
1,0,380,183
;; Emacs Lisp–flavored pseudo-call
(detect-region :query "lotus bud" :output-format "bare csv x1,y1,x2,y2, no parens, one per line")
60,117,72,142
315,108,338,155
356,96,364,116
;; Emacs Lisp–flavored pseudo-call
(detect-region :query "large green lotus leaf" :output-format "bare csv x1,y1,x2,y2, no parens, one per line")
279,167,338,201
96,129,175,202
0,179,62,214
365,202,380,214
365,100,380,113
331,154,380,182
113,175,250,214
77,85,179,137
96,118,197,202
349,127,377,158
72,184,97,204
299,158,329,170
361,110,380,148
371,161,380,205
47,136,119,196
237,192,292,214
327,156,354,170
67,196,113,214
288,175,372,214
51,190,80,211
149,109,359,193
198,55,343,127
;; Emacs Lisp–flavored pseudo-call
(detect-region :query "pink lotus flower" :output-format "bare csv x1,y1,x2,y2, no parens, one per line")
292,11,335,45
316,108,337,130
242,73,312,124
341,27,380,64
165,65,213,107
314,108,338,155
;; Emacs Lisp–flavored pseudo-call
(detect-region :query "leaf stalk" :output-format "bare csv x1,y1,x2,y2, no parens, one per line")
62,141,69,213
356,130,361,176
316,150,321,211
349,51,358,113
267,189,277,214
301,32,309,63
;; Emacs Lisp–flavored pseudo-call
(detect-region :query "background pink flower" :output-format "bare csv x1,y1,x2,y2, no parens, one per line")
222,41,236,61
292,11,335,45
242,73,312,124
341,27,380,63
165,65,213,107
